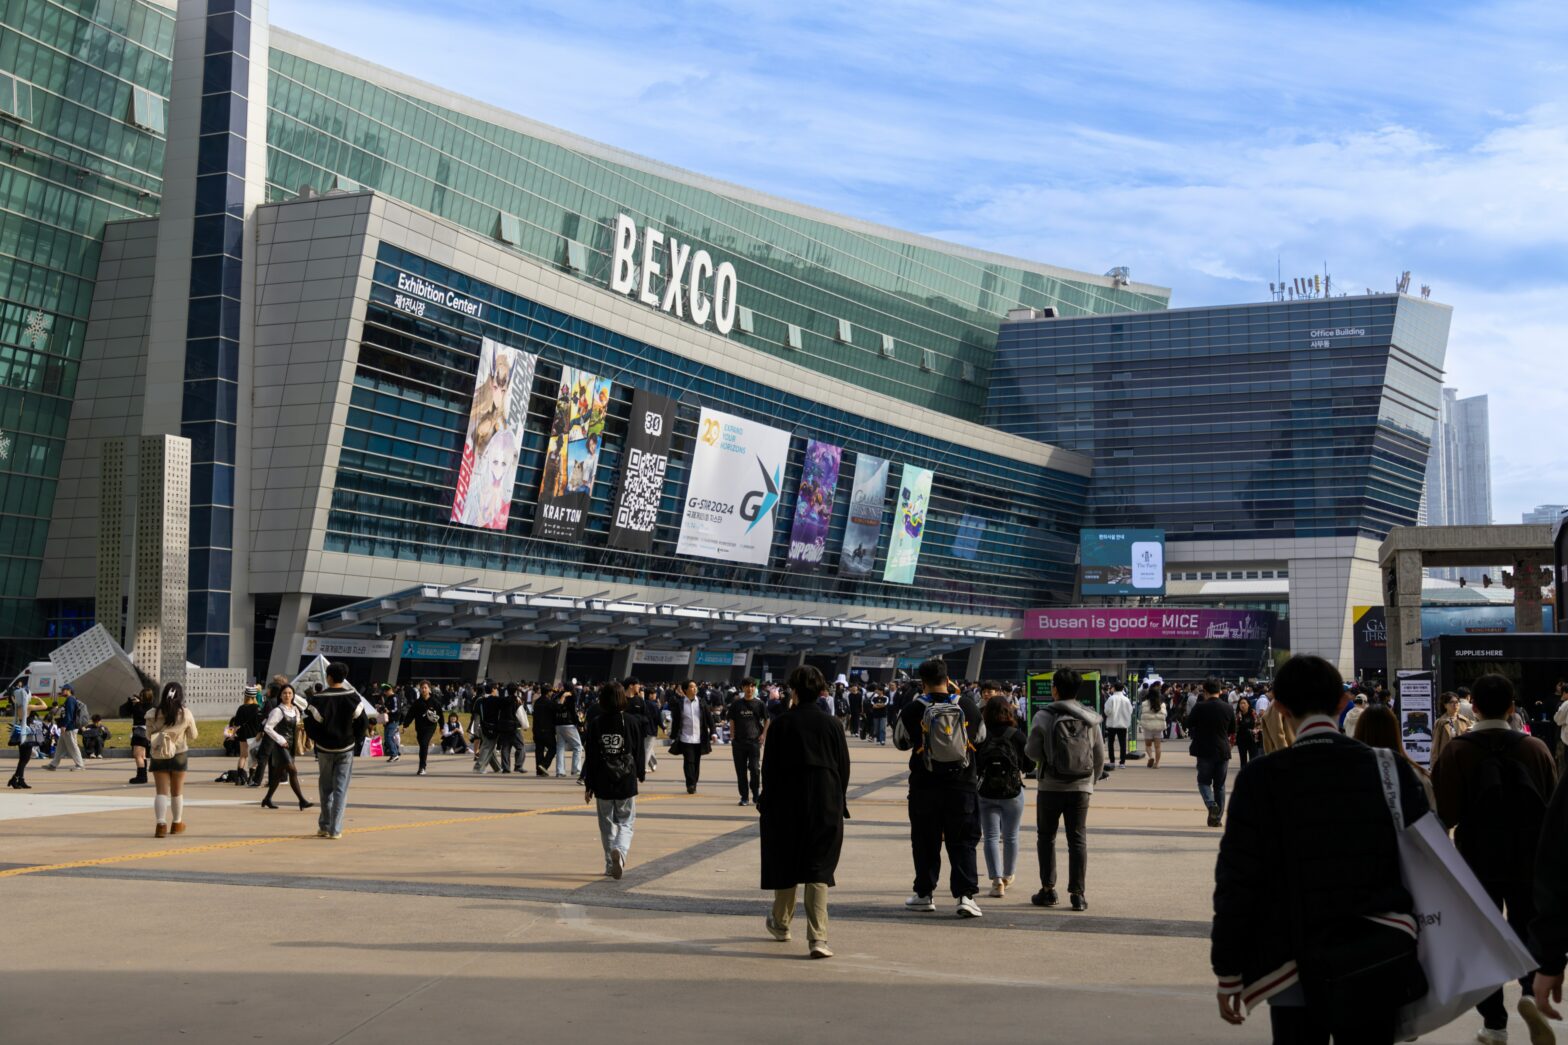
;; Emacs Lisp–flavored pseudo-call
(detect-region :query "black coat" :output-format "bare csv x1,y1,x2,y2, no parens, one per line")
759,703,850,890
667,697,714,756
582,708,645,801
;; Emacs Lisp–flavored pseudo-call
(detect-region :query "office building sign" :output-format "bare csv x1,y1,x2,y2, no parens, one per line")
534,367,612,542
839,454,890,578
608,214,741,335
607,389,677,552
676,408,790,565
785,439,843,572
882,464,934,584
451,338,537,531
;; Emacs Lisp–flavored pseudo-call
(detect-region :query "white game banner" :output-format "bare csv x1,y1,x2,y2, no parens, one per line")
301,637,394,659
675,407,790,565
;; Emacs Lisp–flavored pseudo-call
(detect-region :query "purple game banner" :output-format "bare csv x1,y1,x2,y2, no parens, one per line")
1021,608,1275,641
785,439,843,572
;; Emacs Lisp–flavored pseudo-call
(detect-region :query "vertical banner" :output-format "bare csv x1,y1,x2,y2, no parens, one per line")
785,439,843,572
676,407,790,565
838,454,890,577
882,464,934,584
1396,669,1435,767
534,366,612,541
451,337,537,530
607,389,676,552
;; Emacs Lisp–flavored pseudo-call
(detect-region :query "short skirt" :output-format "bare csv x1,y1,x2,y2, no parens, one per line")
149,753,188,773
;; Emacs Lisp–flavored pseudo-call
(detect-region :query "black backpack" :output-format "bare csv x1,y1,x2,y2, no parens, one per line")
976,728,1024,799
1454,731,1548,884
598,714,638,785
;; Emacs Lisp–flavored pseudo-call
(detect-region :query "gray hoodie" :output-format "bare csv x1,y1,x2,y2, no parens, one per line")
1025,700,1107,795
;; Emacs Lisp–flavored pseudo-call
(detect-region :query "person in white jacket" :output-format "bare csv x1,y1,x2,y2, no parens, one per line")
1102,686,1133,767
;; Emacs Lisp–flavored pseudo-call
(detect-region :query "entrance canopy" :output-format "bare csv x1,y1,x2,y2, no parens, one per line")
306,583,1002,658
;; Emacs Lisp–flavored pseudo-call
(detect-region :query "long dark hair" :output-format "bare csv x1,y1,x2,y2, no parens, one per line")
156,681,186,725
1144,682,1164,711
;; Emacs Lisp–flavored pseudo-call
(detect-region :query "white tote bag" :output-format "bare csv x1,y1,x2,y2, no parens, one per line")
1372,749,1537,1039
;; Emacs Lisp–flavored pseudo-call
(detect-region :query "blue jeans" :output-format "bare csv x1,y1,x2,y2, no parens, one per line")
596,797,636,866
1196,756,1229,815
979,791,1027,880
555,726,583,777
315,749,355,835
383,724,400,758
871,716,887,744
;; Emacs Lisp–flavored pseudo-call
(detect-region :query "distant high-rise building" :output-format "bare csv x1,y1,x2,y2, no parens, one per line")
1422,387,1493,580
1524,505,1568,525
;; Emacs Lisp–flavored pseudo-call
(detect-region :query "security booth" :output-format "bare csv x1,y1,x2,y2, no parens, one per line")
1431,633,1568,703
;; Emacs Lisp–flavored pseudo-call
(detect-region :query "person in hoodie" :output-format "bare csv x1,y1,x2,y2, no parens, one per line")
1101,682,1133,768
1025,668,1106,912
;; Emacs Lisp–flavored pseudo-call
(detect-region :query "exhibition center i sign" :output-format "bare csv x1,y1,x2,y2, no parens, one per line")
676,407,790,565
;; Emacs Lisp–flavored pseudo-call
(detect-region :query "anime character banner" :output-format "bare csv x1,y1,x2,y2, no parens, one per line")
785,439,843,572
838,454,890,578
533,366,612,542
882,464,934,584
450,337,537,530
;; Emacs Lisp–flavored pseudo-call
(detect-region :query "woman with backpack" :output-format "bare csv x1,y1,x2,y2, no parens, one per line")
1140,684,1168,768
147,681,199,838
582,681,645,879
759,665,850,959
976,695,1030,899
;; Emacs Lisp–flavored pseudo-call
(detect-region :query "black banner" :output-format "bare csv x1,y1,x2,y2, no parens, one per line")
533,367,612,542
606,389,676,552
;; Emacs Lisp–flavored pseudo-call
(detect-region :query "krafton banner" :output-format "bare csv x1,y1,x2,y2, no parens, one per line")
607,389,677,552
882,464,934,584
785,439,843,572
451,337,537,530
838,453,890,577
676,407,790,565
534,366,612,541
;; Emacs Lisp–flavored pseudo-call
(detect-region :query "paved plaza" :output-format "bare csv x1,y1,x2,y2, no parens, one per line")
2,743,1515,1043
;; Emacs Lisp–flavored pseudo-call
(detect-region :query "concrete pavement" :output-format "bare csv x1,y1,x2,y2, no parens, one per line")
0,739,1524,1043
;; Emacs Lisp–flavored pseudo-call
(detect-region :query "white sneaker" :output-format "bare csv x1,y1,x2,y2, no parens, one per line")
956,896,982,918
809,941,833,959
1517,997,1555,1045
904,894,936,912
764,915,791,941
1476,1028,1508,1045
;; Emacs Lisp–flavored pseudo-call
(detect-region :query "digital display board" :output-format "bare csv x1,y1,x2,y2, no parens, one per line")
1078,528,1166,596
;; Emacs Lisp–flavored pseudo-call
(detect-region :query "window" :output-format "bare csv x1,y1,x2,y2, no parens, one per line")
497,212,521,246
562,239,587,272
736,307,755,334
127,86,165,134
0,75,33,124
1200,572,1214,580
961,362,977,383
785,324,802,350
835,318,852,343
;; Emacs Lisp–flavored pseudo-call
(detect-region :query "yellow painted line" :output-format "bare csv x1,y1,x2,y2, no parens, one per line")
0,794,673,879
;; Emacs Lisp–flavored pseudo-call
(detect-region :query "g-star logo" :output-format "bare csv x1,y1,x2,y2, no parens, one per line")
609,214,740,334
740,456,780,532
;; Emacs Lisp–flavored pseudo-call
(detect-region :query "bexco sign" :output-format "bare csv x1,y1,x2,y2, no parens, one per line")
609,214,740,334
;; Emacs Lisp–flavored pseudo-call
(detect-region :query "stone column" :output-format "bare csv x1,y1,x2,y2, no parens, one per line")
264,592,313,683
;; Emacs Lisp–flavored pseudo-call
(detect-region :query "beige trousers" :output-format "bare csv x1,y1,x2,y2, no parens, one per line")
772,883,829,944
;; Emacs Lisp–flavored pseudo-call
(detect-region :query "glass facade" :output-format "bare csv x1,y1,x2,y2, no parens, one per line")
985,296,1450,542
0,0,171,667
262,45,1167,423
326,244,1090,616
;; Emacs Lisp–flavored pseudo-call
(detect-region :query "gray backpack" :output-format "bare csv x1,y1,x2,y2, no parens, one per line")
917,696,974,772
1044,706,1095,781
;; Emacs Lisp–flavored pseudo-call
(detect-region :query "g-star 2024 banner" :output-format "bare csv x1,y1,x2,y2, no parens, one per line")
675,407,791,565
838,453,890,577
882,464,934,584
606,389,676,552
533,366,612,542
451,338,537,530
785,439,843,572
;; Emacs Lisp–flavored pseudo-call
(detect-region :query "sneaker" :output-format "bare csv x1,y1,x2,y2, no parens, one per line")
1206,804,1222,828
1476,1029,1508,1045
610,850,624,880
904,894,936,912
1070,893,1088,912
989,879,1005,898
390,755,400,763
316,829,330,838
764,915,791,942
1517,997,1555,1045
1031,888,1059,908
738,798,749,806
809,941,834,959
329,832,343,840
1003,875,1016,889
416,768,427,776
956,896,982,919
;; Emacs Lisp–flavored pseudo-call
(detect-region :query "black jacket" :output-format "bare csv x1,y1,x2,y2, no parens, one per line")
759,703,850,889
405,695,442,734
1212,720,1428,1006
894,691,983,792
1532,776,1568,975
532,696,557,738
1187,698,1235,761
667,696,714,755
582,708,645,801
304,688,367,753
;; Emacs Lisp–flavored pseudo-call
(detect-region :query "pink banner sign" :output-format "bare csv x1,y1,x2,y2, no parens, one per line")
1022,608,1274,641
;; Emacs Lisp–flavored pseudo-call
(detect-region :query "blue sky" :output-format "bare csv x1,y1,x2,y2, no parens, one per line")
272,0,1568,523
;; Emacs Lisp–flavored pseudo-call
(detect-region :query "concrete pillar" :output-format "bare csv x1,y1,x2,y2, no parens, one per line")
474,638,494,681
384,634,405,685
265,592,313,683
1514,554,1547,633
1386,549,1425,675
548,641,569,686
741,650,756,680
786,651,807,673
610,645,635,680
961,640,987,682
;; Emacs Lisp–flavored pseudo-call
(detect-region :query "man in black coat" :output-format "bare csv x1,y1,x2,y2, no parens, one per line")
1187,678,1236,827
668,679,714,794
531,689,557,777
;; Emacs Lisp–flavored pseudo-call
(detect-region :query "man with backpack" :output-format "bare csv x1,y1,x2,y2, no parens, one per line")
893,659,986,918
469,684,515,774
1431,673,1558,1045
44,684,86,771
1186,678,1236,828
1025,667,1106,911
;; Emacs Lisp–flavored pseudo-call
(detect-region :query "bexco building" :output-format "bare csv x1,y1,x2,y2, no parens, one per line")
18,0,1170,684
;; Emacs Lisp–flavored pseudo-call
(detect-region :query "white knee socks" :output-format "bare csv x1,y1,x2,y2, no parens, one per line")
170,797,184,823
154,795,169,824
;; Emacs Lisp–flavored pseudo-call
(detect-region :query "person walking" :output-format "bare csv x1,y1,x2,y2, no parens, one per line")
975,694,1029,899
303,663,366,840
531,688,558,776
43,684,86,772
894,659,986,918
554,688,586,780
1139,683,1167,768
625,678,660,775
1432,691,1471,766
470,684,511,774
1102,682,1132,767
1187,679,1236,828
7,685,46,789
406,680,442,776
1258,683,1296,754
1233,698,1261,768
146,682,199,838
867,687,890,745
1212,655,1429,1043
668,680,714,795
1431,673,1558,1045
376,685,403,764
760,666,850,959
1353,705,1437,809
581,681,645,879
259,684,312,811
1026,668,1106,911
728,678,766,807
229,690,262,786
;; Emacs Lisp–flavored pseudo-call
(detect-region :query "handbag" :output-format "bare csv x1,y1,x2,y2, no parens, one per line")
7,722,23,747
1370,749,1537,1039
